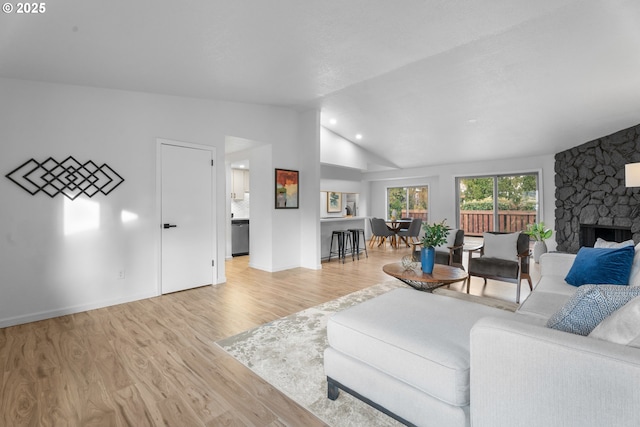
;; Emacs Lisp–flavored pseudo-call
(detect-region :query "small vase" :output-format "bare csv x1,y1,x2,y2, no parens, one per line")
533,240,547,263
421,247,436,274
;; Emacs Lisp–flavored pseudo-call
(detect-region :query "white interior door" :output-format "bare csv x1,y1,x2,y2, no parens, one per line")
161,142,215,294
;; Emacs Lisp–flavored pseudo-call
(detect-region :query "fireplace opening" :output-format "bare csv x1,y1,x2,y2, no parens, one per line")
579,224,632,247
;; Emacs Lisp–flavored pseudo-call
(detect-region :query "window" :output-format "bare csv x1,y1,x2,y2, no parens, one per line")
387,186,428,221
457,173,539,236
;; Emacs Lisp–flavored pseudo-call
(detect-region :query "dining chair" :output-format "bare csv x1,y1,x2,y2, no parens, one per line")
369,217,396,248
397,218,422,247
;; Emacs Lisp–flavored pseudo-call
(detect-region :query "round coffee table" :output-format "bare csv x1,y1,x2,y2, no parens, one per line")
383,262,468,292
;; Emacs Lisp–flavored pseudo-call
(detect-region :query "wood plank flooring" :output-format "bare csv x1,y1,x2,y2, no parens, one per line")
0,243,539,426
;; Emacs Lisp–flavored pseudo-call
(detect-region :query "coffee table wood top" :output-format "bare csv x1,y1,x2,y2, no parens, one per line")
383,262,468,291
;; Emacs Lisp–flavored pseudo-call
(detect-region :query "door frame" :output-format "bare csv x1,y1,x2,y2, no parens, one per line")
156,138,217,295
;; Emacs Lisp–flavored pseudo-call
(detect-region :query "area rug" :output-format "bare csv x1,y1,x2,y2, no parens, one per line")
216,282,517,427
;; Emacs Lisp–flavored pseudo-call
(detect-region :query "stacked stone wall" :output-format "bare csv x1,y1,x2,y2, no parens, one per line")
555,124,640,252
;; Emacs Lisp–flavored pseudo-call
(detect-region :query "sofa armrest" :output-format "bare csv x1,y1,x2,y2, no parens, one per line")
539,252,576,278
470,317,640,427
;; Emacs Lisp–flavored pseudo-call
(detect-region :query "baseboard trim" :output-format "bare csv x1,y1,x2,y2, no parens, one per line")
0,291,158,328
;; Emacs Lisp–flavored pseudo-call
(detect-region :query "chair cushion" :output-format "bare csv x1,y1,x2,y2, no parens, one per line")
482,232,519,261
564,245,635,287
469,256,519,279
546,284,640,335
435,250,451,265
326,288,516,407
436,229,458,249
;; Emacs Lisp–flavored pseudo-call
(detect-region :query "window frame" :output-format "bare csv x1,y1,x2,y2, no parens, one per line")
385,184,429,221
455,171,542,234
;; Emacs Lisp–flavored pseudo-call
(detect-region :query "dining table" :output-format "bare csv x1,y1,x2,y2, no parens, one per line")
385,219,413,248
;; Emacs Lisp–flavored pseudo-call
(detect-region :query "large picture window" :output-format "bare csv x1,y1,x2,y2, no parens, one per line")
387,186,428,221
457,173,539,236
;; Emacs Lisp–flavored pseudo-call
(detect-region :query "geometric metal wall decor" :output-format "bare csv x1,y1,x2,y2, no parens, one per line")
5,156,125,200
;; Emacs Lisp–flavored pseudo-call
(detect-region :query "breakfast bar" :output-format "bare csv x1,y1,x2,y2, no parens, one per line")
321,217,367,260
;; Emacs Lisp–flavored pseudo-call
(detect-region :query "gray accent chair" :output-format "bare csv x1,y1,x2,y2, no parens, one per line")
412,228,465,268
466,232,532,303
435,229,465,267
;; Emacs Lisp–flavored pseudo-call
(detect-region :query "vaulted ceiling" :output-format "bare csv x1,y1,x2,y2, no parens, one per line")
2,0,640,169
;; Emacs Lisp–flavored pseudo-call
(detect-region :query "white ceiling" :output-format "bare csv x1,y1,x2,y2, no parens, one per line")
2,0,640,169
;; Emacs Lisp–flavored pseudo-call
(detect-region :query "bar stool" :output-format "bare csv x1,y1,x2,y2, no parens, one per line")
328,230,352,263
348,228,368,260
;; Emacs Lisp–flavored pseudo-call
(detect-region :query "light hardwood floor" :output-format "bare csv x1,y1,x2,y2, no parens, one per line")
0,243,539,427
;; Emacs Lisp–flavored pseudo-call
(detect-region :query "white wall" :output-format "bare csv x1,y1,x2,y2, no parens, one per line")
365,154,557,249
247,144,273,271
299,110,322,270
0,78,317,326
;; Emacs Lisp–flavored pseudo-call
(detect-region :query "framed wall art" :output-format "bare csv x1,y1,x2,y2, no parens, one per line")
327,191,342,213
275,168,299,209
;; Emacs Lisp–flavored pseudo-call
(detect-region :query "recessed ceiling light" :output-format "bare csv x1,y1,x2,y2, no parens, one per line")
467,119,478,124
329,118,337,125
355,134,363,140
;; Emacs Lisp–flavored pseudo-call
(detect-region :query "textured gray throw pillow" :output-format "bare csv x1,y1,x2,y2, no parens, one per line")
547,285,640,336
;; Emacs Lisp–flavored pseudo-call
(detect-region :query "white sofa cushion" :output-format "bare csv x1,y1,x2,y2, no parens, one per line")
517,290,572,321
539,252,576,278
517,271,575,321
326,288,516,407
531,274,576,296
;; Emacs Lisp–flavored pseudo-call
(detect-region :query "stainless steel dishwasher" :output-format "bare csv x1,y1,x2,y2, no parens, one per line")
231,219,249,256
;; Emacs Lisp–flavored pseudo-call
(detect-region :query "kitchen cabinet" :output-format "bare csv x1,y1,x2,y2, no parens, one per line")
243,170,250,193
231,169,246,200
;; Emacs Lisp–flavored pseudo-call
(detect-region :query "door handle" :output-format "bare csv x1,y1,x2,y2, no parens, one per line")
163,224,177,229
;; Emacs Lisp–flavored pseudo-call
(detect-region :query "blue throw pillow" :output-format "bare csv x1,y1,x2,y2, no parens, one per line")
547,285,640,335
564,245,635,287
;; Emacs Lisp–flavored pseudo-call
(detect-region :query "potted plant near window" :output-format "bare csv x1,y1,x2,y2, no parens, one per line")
524,222,553,263
420,220,450,274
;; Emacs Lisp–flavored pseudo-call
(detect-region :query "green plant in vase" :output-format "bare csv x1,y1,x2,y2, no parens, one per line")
523,222,553,263
420,220,450,274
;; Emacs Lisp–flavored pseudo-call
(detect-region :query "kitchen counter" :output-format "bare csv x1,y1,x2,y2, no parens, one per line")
320,217,365,222
320,217,367,260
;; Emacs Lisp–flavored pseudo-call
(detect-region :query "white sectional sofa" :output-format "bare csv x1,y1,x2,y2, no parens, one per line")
324,252,640,427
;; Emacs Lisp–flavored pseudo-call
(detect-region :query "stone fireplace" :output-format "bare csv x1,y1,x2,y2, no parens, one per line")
555,123,640,253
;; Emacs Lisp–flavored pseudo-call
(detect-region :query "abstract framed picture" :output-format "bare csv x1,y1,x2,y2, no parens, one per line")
275,168,299,209
327,191,342,213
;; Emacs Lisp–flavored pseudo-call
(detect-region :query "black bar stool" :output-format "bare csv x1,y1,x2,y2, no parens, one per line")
348,228,368,260
329,230,352,263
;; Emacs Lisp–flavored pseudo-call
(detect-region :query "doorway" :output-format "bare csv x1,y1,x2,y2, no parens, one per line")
158,139,216,294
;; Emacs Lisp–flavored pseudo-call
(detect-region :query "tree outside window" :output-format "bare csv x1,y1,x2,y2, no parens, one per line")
387,186,428,221
457,174,538,235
